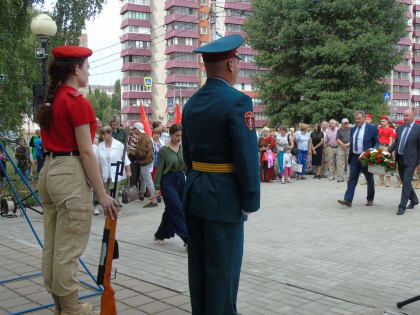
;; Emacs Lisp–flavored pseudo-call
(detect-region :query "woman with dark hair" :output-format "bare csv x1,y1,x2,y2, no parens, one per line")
258,127,275,182
35,46,118,315
153,124,188,247
309,123,324,179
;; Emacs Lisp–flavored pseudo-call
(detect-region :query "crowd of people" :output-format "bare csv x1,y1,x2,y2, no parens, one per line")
257,113,419,188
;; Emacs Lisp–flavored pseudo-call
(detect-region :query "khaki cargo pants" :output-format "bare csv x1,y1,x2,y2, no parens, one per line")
336,146,349,181
38,155,93,296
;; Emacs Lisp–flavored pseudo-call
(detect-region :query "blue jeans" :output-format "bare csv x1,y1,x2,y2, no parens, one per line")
277,151,284,175
297,150,308,175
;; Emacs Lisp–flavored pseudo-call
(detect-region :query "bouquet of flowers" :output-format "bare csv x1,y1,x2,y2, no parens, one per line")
358,148,396,173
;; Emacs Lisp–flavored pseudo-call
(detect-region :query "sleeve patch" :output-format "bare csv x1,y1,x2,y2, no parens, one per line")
244,111,255,131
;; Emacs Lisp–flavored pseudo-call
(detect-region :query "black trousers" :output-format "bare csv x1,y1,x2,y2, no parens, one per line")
129,161,141,188
398,161,418,210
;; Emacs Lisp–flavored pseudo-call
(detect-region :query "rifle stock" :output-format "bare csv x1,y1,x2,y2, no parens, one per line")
98,128,128,314
98,215,117,315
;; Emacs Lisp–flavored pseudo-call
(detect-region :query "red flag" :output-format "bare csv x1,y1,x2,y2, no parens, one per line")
140,103,152,136
174,105,182,125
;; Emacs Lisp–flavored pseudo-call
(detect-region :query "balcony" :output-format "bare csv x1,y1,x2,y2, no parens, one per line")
165,14,198,24
394,64,411,72
238,46,258,55
407,11,413,19
414,18,420,25
120,4,151,15
121,106,153,114
238,62,258,70
165,60,199,69
398,38,411,46
121,33,152,43
164,0,198,10
122,92,153,99
413,95,420,102
225,31,247,38
393,92,410,100
165,74,199,84
415,4,420,11
225,1,251,11
225,16,246,25
413,69,420,75
165,30,199,40
165,45,198,54
413,82,420,89
120,19,151,29
236,77,252,84
383,78,410,86
122,77,146,85
413,56,420,63
121,48,152,57
165,89,196,98
121,63,153,72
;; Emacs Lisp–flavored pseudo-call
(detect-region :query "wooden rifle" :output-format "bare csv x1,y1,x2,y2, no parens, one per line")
97,129,129,315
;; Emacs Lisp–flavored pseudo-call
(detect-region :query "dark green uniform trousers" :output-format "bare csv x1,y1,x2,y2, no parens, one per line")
186,214,244,315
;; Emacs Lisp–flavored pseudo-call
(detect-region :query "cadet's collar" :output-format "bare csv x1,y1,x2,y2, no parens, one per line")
207,77,231,87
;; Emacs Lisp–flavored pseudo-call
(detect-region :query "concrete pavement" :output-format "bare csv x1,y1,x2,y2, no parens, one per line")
1,177,420,314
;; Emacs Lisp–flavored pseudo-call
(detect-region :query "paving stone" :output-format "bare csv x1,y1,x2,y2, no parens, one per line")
138,301,173,313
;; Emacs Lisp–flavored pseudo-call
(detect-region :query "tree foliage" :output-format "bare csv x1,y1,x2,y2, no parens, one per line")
243,0,407,125
87,81,120,124
0,0,105,134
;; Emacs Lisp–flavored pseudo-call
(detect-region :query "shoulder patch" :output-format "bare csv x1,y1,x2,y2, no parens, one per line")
68,90,81,98
244,111,255,131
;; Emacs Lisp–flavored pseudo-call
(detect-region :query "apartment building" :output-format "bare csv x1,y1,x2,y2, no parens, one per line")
119,0,267,127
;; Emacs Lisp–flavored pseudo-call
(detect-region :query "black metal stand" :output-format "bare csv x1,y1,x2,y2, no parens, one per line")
397,295,420,309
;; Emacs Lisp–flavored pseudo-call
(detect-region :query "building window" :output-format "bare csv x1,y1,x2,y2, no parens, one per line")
122,11,150,21
168,68,198,75
200,12,207,20
166,37,197,46
393,99,409,107
393,85,409,93
122,40,151,49
200,0,206,5
167,6,197,16
395,71,410,80
200,27,207,34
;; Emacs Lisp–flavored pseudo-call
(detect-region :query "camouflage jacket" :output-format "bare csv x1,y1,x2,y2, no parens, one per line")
15,145,30,170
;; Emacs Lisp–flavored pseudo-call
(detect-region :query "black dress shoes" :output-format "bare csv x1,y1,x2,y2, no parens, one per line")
366,200,373,206
338,200,352,207
407,201,419,209
397,208,406,215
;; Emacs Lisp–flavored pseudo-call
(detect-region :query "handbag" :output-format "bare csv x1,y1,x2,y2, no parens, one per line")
262,151,268,162
121,181,138,204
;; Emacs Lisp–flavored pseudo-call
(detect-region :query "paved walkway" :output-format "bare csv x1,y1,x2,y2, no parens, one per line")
1,176,420,314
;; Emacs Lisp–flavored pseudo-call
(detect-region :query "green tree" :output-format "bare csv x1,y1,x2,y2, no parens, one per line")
88,88,119,123
243,0,407,125
0,0,105,134
111,80,121,111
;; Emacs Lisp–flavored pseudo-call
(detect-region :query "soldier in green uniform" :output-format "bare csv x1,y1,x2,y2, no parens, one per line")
182,34,260,315
15,138,31,179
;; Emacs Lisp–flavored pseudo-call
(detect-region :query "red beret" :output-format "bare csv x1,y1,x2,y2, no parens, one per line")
366,114,373,119
380,115,389,121
51,45,92,59
397,120,404,125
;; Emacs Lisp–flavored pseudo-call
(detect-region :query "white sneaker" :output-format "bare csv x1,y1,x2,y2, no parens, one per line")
93,207,100,216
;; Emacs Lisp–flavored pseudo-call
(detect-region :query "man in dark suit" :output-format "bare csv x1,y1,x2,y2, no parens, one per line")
182,35,260,315
338,110,379,207
388,109,420,215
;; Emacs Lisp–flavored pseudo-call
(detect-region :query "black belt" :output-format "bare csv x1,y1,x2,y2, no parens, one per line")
329,146,338,148
45,150,80,158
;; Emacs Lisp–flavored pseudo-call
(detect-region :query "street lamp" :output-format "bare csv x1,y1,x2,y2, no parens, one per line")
30,13,57,111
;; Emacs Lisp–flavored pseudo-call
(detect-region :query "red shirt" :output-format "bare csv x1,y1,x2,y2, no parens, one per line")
41,85,97,152
378,126,394,145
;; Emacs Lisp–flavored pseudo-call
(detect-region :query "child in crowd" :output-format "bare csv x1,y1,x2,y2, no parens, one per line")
282,146,292,184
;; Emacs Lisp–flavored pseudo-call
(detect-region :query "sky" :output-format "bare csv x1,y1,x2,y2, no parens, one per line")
36,0,122,85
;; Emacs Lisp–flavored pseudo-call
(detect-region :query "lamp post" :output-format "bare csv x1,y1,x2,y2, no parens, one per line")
30,13,57,111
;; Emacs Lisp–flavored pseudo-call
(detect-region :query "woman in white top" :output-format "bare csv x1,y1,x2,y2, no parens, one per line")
96,125,131,205
276,125,294,177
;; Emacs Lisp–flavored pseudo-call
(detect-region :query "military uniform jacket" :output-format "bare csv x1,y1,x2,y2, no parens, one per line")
182,78,260,223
